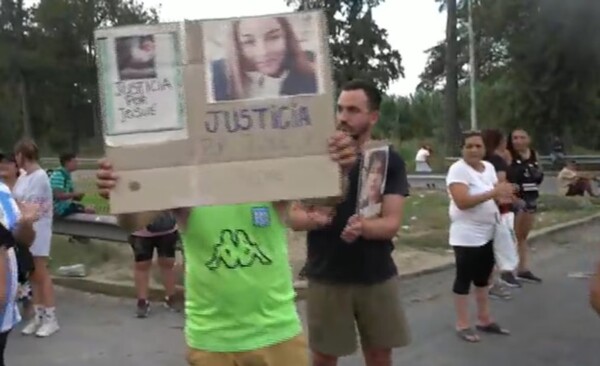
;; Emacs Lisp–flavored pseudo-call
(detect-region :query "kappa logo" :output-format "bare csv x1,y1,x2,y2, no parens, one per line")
205,229,272,270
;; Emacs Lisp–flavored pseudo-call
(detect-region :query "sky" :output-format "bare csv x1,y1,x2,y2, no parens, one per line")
25,0,446,96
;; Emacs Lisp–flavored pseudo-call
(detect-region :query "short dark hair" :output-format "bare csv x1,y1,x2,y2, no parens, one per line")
341,79,382,111
59,152,77,166
460,130,483,147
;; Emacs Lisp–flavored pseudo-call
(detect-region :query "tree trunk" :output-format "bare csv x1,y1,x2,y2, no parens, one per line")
444,0,460,156
18,76,32,137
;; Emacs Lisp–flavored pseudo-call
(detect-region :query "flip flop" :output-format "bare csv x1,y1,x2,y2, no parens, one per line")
456,328,480,343
476,322,510,335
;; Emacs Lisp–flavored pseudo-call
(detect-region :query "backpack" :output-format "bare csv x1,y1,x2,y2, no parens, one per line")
146,211,176,233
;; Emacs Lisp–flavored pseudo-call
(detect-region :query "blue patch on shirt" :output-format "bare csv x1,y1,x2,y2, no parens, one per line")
251,207,271,228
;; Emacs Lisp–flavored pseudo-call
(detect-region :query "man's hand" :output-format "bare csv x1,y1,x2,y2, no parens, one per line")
96,158,118,199
307,206,334,228
341,214,363,243
327,131,357,172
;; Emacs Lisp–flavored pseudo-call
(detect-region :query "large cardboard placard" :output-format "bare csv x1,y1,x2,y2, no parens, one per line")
95,10,340,214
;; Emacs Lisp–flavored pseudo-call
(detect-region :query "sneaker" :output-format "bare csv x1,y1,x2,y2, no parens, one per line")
500,272,522,288
35,317,60,337
21,316,42,336
517,270,542,284
489,283,512,301
164,295,183,313
136,299,150,318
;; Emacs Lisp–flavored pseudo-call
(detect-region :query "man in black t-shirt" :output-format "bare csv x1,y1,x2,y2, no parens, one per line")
288,80,411,366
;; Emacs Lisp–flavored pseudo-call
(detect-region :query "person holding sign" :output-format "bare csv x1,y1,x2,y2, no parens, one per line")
287,80,410,366
95,131,356,366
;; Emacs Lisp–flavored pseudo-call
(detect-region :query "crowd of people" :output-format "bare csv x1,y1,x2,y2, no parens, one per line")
0,79,597,365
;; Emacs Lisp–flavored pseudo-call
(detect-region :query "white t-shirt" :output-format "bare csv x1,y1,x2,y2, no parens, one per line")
446,159,499,247
13,169,53,256
415,148,430,162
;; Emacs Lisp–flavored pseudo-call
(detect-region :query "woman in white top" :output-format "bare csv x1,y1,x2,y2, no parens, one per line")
446,131,514,343
12,139,59,338
415,145,432,173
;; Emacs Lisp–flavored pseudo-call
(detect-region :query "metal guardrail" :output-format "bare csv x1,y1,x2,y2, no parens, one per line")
53,213,128,243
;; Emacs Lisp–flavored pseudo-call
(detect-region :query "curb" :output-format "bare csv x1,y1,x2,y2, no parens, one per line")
292,212,600,300
53,213,600,302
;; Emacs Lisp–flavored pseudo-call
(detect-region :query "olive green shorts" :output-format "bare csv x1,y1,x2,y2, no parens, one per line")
307,277,411,357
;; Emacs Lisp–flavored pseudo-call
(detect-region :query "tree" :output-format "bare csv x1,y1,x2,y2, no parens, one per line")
443,0,461,155
285,0,403,92
0,0,159,152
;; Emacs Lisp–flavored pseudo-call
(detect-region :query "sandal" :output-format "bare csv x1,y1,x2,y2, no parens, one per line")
456,328,480,343
476,322,510,335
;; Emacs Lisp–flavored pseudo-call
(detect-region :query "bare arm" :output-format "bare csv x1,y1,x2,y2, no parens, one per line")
361,195,404,240
449,183,497,210
285,201,333,231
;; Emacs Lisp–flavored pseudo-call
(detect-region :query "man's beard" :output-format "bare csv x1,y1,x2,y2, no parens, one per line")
338,122,370,141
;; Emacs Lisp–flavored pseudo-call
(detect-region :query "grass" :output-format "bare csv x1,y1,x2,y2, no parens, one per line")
399,191,600,250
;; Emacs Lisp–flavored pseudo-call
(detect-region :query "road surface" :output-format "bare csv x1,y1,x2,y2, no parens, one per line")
8,224,597,365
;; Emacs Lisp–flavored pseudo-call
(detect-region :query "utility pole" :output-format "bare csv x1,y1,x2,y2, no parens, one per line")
468,0,477,131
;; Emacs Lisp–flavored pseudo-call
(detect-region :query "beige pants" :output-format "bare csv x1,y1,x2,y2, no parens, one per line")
186,334,308,366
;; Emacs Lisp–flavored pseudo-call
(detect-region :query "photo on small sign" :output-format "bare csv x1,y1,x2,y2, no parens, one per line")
357,145,389,218
203,12,323,103
97,30,186,142
115,35,158,81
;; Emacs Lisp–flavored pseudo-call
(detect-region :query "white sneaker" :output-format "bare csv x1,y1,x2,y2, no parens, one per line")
21,316,42,335
35,317,60,337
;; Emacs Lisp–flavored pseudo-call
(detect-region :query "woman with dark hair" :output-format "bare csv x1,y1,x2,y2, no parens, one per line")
211,16,318,101
481,129,516,301
503,129,544,287
446,131,514,342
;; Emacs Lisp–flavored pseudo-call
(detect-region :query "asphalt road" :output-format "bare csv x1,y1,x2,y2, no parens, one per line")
8,223,598,365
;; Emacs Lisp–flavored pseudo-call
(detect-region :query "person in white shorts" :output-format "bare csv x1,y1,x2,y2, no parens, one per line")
12,139,59,337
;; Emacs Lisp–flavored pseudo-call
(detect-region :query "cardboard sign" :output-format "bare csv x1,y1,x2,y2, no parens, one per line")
357,143,390,218
95,11,340,214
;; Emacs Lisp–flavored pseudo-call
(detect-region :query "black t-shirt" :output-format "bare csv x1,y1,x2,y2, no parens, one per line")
305,148,410,285
506,149,544,200
485,154,508,173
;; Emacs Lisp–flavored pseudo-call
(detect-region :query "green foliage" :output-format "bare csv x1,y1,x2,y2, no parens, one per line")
0,0,159,152
285,0,403,92
422,0,600,152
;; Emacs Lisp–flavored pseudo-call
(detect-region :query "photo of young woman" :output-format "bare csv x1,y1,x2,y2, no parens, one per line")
116,35,158,81
357,146,389,218
205,13,320,102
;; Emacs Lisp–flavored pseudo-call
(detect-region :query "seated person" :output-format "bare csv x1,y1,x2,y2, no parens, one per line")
557,161,597,197
50,153,95,217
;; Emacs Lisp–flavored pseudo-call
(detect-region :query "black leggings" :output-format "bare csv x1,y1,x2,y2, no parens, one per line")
0,330,10,366
453,241,495,295
129,232,178,263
